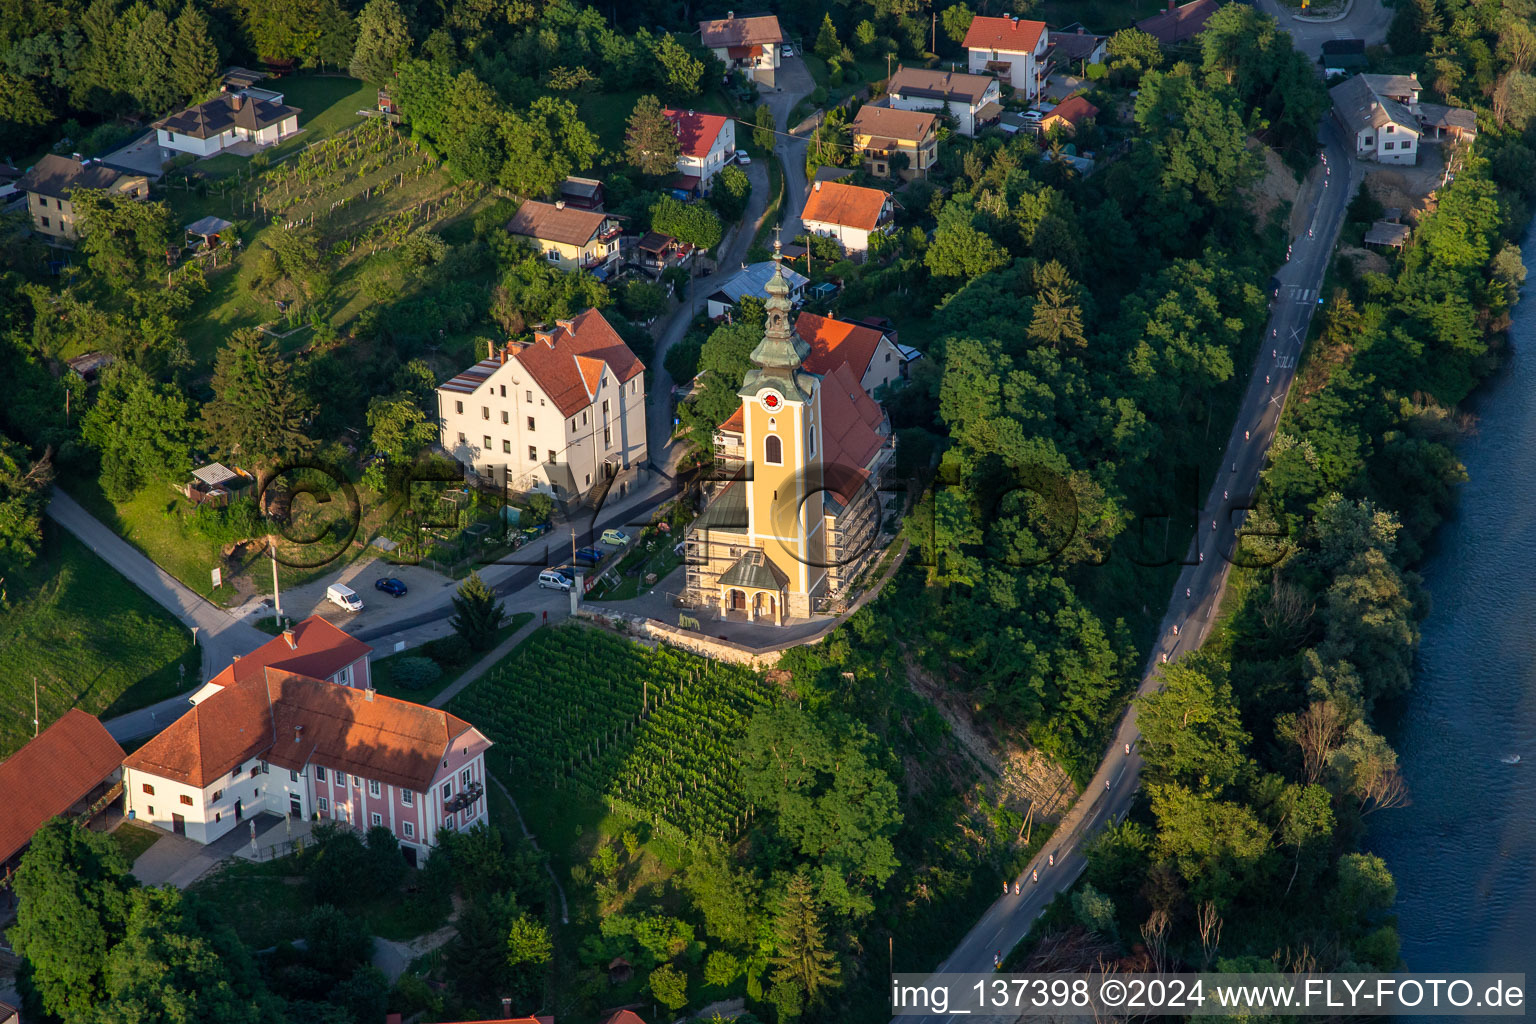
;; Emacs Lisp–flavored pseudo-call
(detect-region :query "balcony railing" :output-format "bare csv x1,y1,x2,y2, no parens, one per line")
443,781,483,815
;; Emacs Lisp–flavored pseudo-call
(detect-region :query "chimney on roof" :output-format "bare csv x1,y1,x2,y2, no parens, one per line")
294,724,303,743
555,317,575,334
688,108,694,116
1077,25,1084,33
282,627,297,650
1168,0,1176,10
502,999,513,1017
232,654,241,661
814,180,821,190
364,687,374,701
726,9,734,18
554,199,566,210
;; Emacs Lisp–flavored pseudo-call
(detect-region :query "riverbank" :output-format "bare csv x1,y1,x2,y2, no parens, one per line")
1368,217,1536,977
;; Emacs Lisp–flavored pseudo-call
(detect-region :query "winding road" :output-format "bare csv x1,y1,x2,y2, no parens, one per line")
895,121,1363,1021
644,56,816,476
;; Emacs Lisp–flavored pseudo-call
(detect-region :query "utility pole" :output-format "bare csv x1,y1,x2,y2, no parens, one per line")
33,677,39,737
931,12,936,54
270,539,282,620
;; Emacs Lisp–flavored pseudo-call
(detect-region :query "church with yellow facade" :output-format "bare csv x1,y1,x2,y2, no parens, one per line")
682,254,894,624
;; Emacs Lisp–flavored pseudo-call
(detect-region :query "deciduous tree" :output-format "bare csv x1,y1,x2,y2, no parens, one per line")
349,0,412,83
8,820,135,1023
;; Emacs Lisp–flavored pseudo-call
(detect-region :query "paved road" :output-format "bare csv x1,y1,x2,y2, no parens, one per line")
644,56,818,476
1254,0,1394,59
896,123,1361,1018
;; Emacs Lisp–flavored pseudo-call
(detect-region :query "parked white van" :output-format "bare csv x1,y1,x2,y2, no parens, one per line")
326,583,363,612
538,569,573,591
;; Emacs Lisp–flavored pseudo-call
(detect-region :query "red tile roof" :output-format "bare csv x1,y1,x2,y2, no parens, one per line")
1045,93,1099,127
663,109,731,159
212,614,372,689
599,1012,649,1024
800,181,890,232
123,669,485,791
963,16,1047,54
700,14,783,48
818,362,887,501
795,312,887,381
0,710,125,863
719,405,745,434
517,308,645,418
1135,0,1220,44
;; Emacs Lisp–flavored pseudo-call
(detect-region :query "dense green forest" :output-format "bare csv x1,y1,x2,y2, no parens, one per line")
1,0,1533,1018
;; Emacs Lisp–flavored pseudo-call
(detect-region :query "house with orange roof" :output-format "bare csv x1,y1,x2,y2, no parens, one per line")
0,710,125,877
800,180,894,255
848,106,939,180
435,308,647,501
700,13,784,85
663,108,737,192
123,669,491,864
684,258,894,623
1040,93,1099,135
963,15,1052,101
190,614,373,706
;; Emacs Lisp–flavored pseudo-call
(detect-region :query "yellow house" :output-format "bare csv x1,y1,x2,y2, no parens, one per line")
684,253,893,623
848,106,939,180
16,154,150,241
506,199,622,275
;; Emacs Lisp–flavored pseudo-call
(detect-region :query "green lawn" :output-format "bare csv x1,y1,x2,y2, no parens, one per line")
66,478,370,609
112,821,163,865
368,612,535,703
0,524,199,759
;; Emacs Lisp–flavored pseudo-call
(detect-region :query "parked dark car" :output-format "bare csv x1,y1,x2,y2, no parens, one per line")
574,547,605,565
375,577,407,597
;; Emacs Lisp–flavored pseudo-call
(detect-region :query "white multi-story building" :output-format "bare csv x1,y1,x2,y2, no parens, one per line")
700,13,785,85
663,108,737,193
123,668,491,866
963,16,1051,103
1331,73,1423,165
436,308,647,500
885,67,1002,137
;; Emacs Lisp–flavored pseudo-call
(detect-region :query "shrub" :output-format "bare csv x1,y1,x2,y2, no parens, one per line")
810,86,829,105
391,656,442,691
399,232,448,268
524,492,555,525
423,634,473,667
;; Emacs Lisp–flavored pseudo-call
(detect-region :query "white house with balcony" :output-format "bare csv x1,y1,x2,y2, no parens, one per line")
963,16,1051,103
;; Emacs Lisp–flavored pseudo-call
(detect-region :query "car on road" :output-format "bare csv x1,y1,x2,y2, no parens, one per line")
538,569,573,591
374,577,407,598
574,547,604,564
781,43,794,57
736,150,751,165
601,528,629,546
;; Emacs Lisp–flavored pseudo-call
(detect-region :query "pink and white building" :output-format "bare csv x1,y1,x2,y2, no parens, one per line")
188,614,373,705
123,667,491,866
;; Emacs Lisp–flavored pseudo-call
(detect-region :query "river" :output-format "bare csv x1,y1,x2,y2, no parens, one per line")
1369,220,1536,986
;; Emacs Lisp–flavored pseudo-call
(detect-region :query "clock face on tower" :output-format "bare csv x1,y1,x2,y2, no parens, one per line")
761,389,783,412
